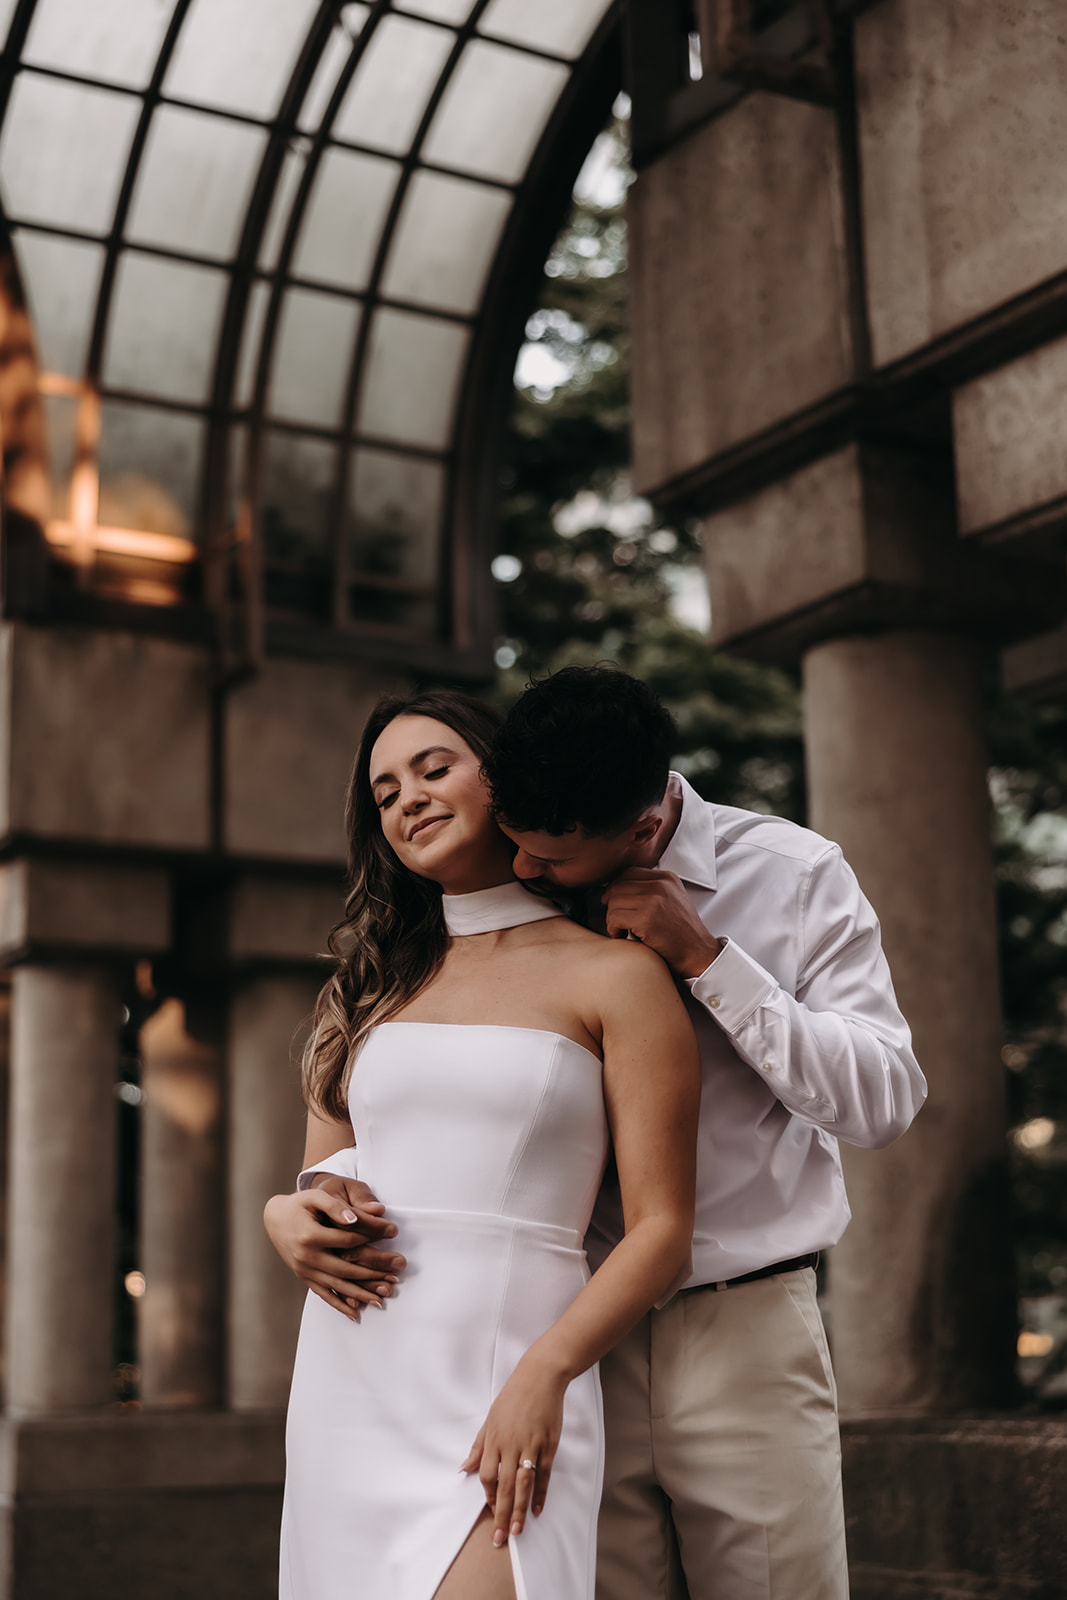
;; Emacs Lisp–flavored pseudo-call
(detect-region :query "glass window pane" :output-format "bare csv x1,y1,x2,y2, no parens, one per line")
297,17,364,134
0,0,20,47
478,0,609,59
333,15,453,156
163,0,319,120
42,393,78,521
381,172,510,315
398,1,471,21
291,148,399,292
258,147,306,273
348,448,444,583
260,429,336,572
103,253,227,404
422,42,567,184
14,230,104,377
234,280,271,410
0,74,140,233
98,401,205,539
126,105,267,260
23,0,174,90
357,309,468,450
268,288,361,428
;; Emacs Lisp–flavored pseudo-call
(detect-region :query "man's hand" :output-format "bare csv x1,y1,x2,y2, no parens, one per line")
602,868,722,979
263,1177,406,1322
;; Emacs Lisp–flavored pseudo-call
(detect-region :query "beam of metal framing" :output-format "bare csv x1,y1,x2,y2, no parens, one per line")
329,0,498,641
450,4,623,660
198,1,348,680
241,0,390,656
83,1,195,385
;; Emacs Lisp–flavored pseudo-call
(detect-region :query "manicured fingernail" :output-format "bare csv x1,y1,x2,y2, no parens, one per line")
341,1209,357,1223
376,1283,392,1295
493,1531,505,1548
534,1505,542,1516
511,1521,521,1536
384,1224,398,1237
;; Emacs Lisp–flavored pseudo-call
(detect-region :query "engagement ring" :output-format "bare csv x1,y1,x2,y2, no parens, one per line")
520,1459,536,1471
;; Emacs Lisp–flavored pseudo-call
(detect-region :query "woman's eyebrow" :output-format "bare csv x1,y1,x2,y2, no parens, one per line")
370,745,457,788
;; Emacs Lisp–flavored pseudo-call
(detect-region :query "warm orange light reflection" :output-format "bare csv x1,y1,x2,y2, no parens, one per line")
45,521,198,565
1018,1331,1054,1358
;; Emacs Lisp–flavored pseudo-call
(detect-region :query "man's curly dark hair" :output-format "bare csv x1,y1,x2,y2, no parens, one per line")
485,665,677,837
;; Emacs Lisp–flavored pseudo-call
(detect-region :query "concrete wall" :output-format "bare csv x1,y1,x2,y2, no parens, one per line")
628,91,853,496
857,0,1067,368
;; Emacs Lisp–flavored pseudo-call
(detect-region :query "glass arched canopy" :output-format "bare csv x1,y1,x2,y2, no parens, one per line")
0,0,619,674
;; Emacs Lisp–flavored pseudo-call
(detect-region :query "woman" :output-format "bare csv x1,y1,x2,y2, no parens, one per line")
265,690,699,1600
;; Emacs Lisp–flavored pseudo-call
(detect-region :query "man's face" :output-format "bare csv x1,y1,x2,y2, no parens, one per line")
497,821,636,890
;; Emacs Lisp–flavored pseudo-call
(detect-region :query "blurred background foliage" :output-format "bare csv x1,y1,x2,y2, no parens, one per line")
489,102,1067,1316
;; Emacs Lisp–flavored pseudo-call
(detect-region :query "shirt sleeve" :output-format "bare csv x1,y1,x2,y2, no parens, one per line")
296,1145,360,1191
687,844,926,1147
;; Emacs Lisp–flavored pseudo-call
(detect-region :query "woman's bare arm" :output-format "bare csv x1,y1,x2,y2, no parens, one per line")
464,942,700,1545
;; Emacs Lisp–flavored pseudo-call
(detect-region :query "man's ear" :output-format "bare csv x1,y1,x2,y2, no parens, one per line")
630,810,664,849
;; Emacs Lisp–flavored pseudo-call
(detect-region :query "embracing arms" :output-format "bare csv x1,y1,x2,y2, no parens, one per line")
262,1107,406,1320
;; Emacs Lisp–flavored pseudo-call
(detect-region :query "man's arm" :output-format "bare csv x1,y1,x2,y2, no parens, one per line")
603,850,926,1148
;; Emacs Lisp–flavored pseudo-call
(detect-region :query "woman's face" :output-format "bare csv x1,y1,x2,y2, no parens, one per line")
369,714,509,890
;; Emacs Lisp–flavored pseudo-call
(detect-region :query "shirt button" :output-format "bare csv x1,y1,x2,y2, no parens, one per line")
707,995,721,1009
762,1061,773,1072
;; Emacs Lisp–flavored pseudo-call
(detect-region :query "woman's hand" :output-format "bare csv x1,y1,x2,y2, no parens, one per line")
262,1179,404,1321
460,1354,566,1547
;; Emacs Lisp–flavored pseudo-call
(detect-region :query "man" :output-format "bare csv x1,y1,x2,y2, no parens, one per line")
279,666,925,1598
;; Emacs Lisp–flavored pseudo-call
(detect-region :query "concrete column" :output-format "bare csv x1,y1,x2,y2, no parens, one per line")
227,975,316,1410
139,996,224,1408
6,966,119,1411
804,630,1016,1413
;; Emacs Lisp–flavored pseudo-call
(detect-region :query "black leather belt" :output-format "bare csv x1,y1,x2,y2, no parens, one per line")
680,1252,819,1295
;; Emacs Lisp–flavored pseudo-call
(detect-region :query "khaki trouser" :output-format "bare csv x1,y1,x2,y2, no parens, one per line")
596,1268,849,1600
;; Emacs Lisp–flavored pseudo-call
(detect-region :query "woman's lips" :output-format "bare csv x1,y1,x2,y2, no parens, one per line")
408,815,450,842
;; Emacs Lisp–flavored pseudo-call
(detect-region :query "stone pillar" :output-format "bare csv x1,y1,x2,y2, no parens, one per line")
805,630,1017,1412
227,975,316,1410
5,965,119,1411
139,996,224,1408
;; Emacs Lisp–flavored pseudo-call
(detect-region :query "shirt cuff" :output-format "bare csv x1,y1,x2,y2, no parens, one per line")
686,937,777,1032
296,1145,359,1191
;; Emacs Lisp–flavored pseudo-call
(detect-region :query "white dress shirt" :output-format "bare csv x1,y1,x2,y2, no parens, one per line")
301,773,926,1291
586,773,926,1287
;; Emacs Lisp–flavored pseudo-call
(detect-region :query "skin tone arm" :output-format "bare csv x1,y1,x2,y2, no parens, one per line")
461,943,700,1548
262,1106,407,1320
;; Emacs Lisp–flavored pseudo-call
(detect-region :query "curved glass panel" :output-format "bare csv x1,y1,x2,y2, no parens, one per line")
162,0,318,119
0,74,140,233
479,0,608,59
258,147,307,274
422,41,568,183
291,147,400,291
13,230,103,377
126,106,267,260
267,288,362,428
103,253,227,403
333,14,454,156
381,172,511,315
297,21,355,135
22,0,174,90
357,309,469,450
98,400,205,537
234,281,271,410
398,1,474,21
349,448,445,583
0,0,20,47
260,429,337,574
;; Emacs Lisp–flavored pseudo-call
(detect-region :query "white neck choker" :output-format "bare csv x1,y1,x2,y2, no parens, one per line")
441,881,565,936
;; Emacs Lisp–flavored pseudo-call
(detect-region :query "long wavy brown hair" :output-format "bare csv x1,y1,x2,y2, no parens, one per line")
302,689,505,1120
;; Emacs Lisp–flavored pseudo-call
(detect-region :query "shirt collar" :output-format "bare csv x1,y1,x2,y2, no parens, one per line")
656,772,718,892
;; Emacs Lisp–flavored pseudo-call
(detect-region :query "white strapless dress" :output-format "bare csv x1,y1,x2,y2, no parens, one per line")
280,1019,609,1600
